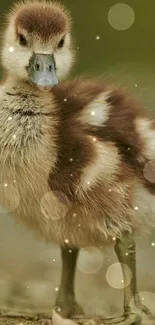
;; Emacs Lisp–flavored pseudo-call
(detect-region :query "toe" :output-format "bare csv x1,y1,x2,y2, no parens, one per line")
54,301,84,318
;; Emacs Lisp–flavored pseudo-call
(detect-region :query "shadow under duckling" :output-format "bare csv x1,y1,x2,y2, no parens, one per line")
0,1,155,325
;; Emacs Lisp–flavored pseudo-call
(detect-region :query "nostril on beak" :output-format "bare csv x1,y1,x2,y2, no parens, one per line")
34,62,53,72
35,63,41,71
28,54,58,89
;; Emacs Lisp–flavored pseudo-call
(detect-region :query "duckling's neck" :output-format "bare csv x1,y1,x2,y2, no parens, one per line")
0,74,58,171
1,75,46,101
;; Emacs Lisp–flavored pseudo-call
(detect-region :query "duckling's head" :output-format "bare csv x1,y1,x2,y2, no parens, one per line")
1,1,74,91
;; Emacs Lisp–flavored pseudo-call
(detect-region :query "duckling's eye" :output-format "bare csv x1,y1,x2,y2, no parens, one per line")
19,34,27,46
58,38,64,49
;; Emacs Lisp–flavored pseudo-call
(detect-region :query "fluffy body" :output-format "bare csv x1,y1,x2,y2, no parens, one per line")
0,77,155,248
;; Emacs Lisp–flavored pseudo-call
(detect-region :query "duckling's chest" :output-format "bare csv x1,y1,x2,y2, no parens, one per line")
0,91,46,149
0,91,63,233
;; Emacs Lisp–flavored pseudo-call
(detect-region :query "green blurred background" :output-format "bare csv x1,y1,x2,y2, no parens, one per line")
1,0,155,108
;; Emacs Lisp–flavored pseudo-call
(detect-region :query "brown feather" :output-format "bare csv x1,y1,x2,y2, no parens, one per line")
12,1,71,40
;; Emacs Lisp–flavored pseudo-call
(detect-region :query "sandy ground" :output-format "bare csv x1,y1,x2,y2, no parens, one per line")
0,213,155,325
0,317,51,325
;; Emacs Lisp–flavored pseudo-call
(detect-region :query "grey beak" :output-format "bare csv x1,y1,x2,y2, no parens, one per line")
28,53,58,91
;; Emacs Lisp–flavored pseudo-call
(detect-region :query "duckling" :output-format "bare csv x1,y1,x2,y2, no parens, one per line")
0,1,154,325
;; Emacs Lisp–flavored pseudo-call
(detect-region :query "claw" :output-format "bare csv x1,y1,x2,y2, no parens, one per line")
54,300,84,319
142,304,151,316
72,311,142,325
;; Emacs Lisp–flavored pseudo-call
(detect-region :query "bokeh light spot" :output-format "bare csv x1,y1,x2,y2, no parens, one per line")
0,183,20,213
9,47,14,53
143,160,155,183
108,4,135,31
77,246,104,275
40,190,70,220
106,262,132,289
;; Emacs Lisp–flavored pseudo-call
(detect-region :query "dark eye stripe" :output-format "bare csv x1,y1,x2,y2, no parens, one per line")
58,38,64,48
19,34,27,46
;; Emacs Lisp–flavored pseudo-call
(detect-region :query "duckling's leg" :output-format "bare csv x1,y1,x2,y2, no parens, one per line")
101,231,151,324
54,246,84,318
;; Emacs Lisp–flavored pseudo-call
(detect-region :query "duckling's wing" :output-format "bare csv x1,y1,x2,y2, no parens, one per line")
52,78,155,194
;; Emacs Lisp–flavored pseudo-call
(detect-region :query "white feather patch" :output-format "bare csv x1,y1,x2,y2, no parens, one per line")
78,139,120,193
135,118,155,160
78,92,111,126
